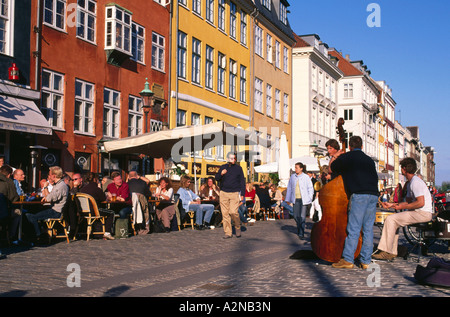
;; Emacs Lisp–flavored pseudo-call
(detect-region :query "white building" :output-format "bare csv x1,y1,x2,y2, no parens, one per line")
291,34,343,157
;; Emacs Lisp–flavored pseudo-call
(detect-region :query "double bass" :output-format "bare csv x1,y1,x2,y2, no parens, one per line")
310,118,362,263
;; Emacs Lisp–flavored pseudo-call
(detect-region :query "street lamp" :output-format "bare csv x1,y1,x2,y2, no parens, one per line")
139,78,154,133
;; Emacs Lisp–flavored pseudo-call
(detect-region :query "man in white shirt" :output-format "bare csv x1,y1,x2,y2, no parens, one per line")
373,157,433,260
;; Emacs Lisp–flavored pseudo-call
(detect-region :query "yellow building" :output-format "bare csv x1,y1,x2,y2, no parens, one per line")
169,0,255,180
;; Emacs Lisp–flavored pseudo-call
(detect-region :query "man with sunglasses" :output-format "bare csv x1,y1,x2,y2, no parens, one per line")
215,152,246,239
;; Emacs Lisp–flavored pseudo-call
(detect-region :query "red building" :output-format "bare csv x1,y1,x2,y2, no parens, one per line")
29,0,171,181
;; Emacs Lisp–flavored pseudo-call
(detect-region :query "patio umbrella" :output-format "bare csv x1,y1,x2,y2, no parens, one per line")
254,155,330,174
277,132,290,187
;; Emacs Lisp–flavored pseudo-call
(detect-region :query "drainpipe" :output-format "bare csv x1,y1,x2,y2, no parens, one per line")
249,7,259,181
34,0,42,91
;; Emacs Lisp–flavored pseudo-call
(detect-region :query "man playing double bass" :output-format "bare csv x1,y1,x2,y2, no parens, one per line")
329,136,379,269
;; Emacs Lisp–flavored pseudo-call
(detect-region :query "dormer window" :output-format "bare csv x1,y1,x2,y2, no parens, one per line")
105,4,132,65
262,0,271,10
280,2,287,25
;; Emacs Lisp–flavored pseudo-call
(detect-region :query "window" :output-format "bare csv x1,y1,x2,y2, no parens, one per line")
41,69,64,129
132,23,145,64
240,11,247,45
344,83,353,98
283,93,289,123
192,0,201,15
205,45,214,89
206,0,214,23
266,34,272,63
254,78,263,112
312,66,317,91
279,2,287,25
128,95,142,136
217,52,226,94
44,0,66,31
266,84,272,117
204,116,214,157
179,0,187,5
103,88,120,138
344,109,353,121
275,89,281,120
218,0,225,32
151,32,165,71
74,79,94,134
191,112,201,126
105,5,132,55
254,25,263,57
192,38,201,84
240,65,247,103
229,59,237,99
177,109,186,127
77,0,96,43
229,2,236,39
262,0,271,10
312,106,317,132
177,31,187,78
275,41,280,68
283,46,289,73
0,0,13,56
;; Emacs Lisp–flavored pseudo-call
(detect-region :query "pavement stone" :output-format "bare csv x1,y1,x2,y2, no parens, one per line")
0,218,449,299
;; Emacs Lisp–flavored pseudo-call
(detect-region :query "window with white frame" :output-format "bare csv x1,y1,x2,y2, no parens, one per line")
312,105,317,132
344,109,353,121
41,69,64,129
266,84,272,117
150,119,162,132
105,5,132,55
218,0,225,32
177,31,187,79
229,2,236,39
192,0,201,15
132,23,145,64
206,0,214,23
103,88,120,138
240,11,247,45
254,25,263,57
77,0,96,43
283,46,289,73
44,0,66,31
266,34,272,63
312,65,317,91
192,37,201,84
74,79,94,134
217,52,226,94
275,89,281,120
279,2,287,25
262,0,271,10
275,41,280,68
204,116,213,157
344,83,353,98
229,59,237,99
151,32,165,71
0,0,13,56
266,134,272,162
283,93,289,123
254,78,263,112
128,95,142,136
179,0,187,6
191,112,201,126
205,45,214,89
240,65,247,103
177,109,186,127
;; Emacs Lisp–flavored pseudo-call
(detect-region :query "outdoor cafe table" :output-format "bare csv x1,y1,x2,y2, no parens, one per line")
12,199,47,241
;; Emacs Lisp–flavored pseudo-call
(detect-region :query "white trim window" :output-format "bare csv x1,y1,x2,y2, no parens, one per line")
204,116,213,158
152,31,165,71
239,65,247,103
275,41,280,68
254,25,263,57
44,0,66,31
229,59,237,99
283,46,289,73
192,37,201,84
103,88,120,138
177,31,187,79
0,0,13,56
192,0,201,15
254,77,263,112
218,0,225,32
105,5,132,55
275,89,281,120
128,95,142,136
217,52,226,94
266,34,272,63
205,0,214,23
266,83,272,117
177,109,186,127
205,45,214,89
240,11,247,46
41,69,64,129
74,79,94,134
344,83,353,98
132,22,145,64
77,0,96,43
279,2,287,25
229,2,237,39
262,0,271,10
283,93,289,123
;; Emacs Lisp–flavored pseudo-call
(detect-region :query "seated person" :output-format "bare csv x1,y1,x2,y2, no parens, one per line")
106,171,132,219
177,175,214,230
374,158,434,261
155,177,175,232
269,183,283,214
280,189,293,217
199,177,220,206
127,170,151,234
26,166,69,242
255,182,272,210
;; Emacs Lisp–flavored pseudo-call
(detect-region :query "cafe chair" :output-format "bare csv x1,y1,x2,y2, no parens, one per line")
43,214,70,244
74,193,105,241
173,195,194,230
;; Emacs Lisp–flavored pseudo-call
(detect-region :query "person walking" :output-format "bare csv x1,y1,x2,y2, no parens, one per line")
329,136,379,269
285,162,314,240
215,152,246,239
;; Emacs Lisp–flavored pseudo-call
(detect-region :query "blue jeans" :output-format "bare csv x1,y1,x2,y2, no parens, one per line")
281,201,293,216
25,208,61,237
293,199,309,238
189,204,215,225
342,194,378,265
119,206,133,219
238,203,248,223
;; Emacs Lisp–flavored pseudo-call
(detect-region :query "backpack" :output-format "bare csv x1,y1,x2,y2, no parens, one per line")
115,218,129,239
414,257,450,288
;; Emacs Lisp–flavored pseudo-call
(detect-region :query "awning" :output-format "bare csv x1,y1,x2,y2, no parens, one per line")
0,95,52,135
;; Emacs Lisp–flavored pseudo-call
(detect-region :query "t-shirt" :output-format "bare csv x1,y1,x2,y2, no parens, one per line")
407,175,433,213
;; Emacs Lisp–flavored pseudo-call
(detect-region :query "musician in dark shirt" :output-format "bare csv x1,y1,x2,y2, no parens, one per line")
330,136,379,269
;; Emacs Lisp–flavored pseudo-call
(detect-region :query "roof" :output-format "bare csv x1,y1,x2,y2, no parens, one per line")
328,50,364,76
292,33,311,48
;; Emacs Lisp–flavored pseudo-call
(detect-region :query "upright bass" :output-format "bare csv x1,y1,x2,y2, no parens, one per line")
310,118,362,263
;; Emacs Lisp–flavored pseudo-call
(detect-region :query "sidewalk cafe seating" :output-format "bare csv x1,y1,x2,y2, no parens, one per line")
173,194,194,230
74,193,105,241
43,213,70,244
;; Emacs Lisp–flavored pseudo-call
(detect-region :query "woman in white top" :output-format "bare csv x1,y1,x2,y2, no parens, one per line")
155,177,175,232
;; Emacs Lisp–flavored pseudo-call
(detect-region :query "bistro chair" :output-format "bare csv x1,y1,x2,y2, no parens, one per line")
74,193,105,241
43,214,70,244
173,195,194,230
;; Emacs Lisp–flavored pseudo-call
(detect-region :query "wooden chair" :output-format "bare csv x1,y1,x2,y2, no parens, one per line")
74,193,105,241
43,214,70,244
174,196,195,230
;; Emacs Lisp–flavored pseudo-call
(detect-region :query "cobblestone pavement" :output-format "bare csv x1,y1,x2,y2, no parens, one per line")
0,218,449,298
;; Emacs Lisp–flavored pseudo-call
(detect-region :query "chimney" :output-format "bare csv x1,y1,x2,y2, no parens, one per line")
345,54,350,61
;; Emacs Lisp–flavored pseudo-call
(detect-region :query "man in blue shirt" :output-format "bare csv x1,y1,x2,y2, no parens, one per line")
215,152,246,239
285,162,314,240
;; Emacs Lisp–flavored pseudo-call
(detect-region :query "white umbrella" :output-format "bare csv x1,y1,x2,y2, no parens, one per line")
277,132,290,187
254,156,330,174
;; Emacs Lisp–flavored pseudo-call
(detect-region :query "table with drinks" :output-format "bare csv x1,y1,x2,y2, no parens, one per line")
12,193,47,241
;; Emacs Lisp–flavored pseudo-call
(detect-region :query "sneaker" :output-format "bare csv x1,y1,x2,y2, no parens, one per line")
372,251,395,261
103,232,115,240
331,258,354,269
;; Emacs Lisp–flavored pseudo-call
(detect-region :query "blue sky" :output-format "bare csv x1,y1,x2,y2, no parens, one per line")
287,0,450,186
